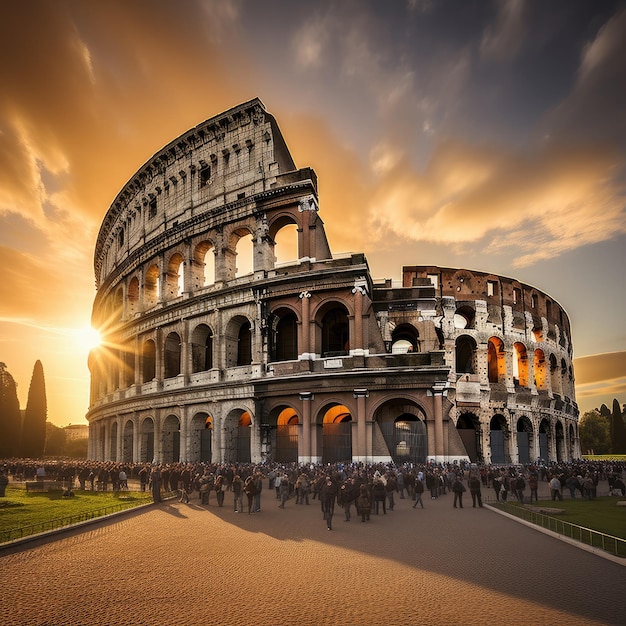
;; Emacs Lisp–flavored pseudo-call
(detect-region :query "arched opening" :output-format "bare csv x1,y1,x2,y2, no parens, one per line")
516,416,533,463
142,340,156,383
144,264,160,309
237,321,252,366
534,349,547,390
114,287,124,321
549,354,559,392
455,335,477,374
140,417,155,463
321,306,349,357
235,411,252,463
568,423,576,459
164,332,181,378
489,414,508,464
122,419,134,463
190,413,212,463
276,407,299,463
513,342,528,387
375,400,428,465
456,412,481,462
271,309,298,362
235,233,254,278
487,337,505,383
555,421,565,462
321,404,352,464
391,323,420,353
273,222,299,265
191,324,213,372
454,305,475,329
193,241,215,288
166,253,184,299
121,342,135,387
128,277,139,316
162,414,180,463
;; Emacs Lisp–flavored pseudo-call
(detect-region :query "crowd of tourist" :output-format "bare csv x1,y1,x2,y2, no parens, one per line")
1,457,624,528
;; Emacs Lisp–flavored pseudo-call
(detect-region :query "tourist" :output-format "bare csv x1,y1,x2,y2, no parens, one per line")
452,475,466,508
549,475,563,501
412,478,424,509
468,474,482,508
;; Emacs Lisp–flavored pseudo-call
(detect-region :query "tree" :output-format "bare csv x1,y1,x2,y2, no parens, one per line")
44,422,66,457
21,360,48,458
611,398,626,454
0,362,22,457
579,409,610,455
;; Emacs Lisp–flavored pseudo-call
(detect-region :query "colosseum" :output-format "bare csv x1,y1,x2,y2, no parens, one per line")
87,98,580,466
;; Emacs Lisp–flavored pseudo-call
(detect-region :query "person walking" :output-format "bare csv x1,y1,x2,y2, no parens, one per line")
468,474,483,508
412,478,424,509
232,474,243,512
278,473,290,508
549,475,563,501
244,475,257,514
452,475,466,508
320,476,337,530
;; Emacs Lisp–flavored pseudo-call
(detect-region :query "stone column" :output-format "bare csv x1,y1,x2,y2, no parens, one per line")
432,384,446,461
353,389,368,462
299,291,312,357
299,392,313,463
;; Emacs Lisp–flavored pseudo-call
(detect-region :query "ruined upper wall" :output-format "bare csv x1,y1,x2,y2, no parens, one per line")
94,98,302,286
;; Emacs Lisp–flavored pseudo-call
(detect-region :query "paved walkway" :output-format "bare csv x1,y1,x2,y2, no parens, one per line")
0,483,623,626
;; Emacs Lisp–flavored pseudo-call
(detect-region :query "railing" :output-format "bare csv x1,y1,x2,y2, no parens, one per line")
494,501,626,558
0,499,151,545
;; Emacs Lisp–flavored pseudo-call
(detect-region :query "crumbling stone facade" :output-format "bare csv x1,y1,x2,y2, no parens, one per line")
87,98,580,465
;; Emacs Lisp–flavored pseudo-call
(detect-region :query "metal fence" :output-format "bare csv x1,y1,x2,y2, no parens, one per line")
494,501,626,558
0,499,153,545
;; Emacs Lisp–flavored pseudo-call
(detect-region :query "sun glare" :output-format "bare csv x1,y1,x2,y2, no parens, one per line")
75,326,102,352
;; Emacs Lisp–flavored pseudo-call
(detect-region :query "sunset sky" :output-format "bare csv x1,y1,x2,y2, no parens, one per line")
1,0,624,427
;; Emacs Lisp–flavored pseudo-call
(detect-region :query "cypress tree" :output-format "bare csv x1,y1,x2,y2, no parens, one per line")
21,360,48,458
0,362,22,457
611,398,626,454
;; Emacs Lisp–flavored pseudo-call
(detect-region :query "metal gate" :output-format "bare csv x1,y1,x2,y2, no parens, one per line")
490,430,505,464
517,431,530,463
380,420,427,465
322,422,352,464
200,429,212,462
237,426,251,463
275,425,298,463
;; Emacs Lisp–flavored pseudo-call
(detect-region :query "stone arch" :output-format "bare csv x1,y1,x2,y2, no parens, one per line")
230,226,254,279
374,399,427,464
224,407,254,463
144,263,160,309
192,240,215,288
224,315,252,367
454,305,475,330
391,323,420,353
513,342,529,387
516,416,533,463
142,339,156,383
190,411,213,463
270,306,299,362
555,420,565,462
122,419,134,463
456,412,481,462
316,403,353,464
140,417,155,463
455,335,477,374
165,252,184,299
191,323,213,372
164,332,182,378
265,405,299,463
489,414,509,464
487,337,506,383
533,349,547,390
316,302,350,357
161,414,181,463
127,276,140,316
549,353,559,391
268,213,300,264
114,286,124,321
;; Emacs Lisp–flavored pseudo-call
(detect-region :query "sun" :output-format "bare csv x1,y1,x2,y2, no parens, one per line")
75,326,102,352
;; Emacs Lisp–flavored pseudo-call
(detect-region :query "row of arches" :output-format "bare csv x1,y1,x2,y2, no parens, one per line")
455,335,573,391
99,220,301,326
456,412,577,464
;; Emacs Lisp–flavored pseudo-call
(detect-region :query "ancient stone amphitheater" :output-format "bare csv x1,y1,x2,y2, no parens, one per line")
87,98,579,465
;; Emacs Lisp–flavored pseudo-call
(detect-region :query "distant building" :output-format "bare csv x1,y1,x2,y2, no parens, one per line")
63,424,89,441
87,98,579,465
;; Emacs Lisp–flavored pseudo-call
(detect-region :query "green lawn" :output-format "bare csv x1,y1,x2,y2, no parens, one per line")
494,496,626,557
0,485,154,543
